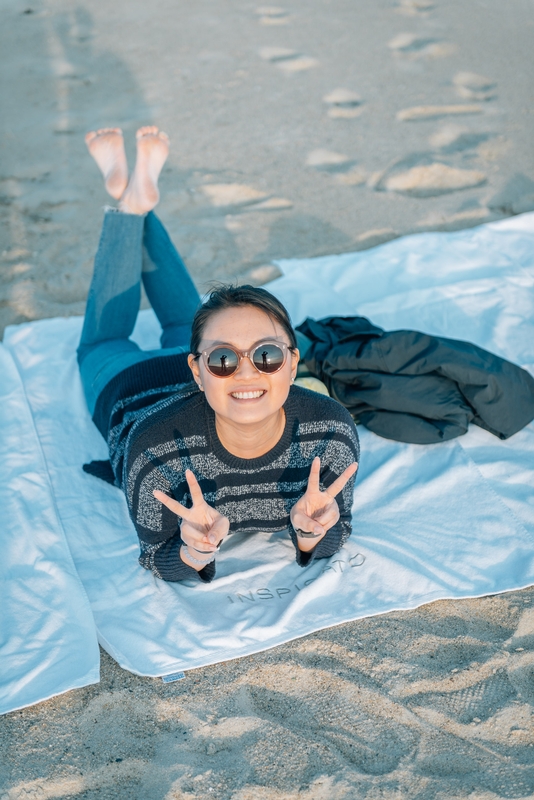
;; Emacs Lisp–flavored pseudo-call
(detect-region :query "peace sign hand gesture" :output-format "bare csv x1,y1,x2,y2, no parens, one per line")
153,469,230,571
290,456,358,552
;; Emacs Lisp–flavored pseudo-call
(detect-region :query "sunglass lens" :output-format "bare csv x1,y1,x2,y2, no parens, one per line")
207,347,239,376
252,343,285,373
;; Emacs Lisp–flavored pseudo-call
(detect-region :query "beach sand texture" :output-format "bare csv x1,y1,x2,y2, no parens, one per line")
1,0,533,797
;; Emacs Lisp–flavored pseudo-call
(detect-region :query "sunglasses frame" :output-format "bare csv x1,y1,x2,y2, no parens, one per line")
196,340,294,378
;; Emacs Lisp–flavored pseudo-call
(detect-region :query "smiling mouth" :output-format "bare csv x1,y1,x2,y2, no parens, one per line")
230,390,266,400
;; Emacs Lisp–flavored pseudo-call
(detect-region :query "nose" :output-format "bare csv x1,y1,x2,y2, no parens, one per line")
234,352,258,379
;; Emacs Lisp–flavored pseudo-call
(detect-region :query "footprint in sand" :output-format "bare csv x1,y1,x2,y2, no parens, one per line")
488,174,534,215
453,71,497,101
252,197,294,210
356,228,398,246
381,163,487,197
388,33,456,59
237,264,284,285
396,0,435,16
201,184,267,207
256,6,291,25
416,207,493,230
429,124,494,153
201,183,293,211
259,47,319,72
323,88,362,119
306,149,353,171
334,168,367,186
397,104,483,121
306,150,365,184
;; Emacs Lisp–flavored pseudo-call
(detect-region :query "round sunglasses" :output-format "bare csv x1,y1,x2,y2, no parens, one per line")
196,340,294,377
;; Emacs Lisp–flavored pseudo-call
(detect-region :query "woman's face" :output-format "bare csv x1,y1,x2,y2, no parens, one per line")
188,305,299,429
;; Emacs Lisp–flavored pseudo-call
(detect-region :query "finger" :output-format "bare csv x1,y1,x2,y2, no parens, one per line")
291,510,325,537
307,456,321,494
181,527,219,553
325,461,358,498
153,489,191,519
208,514,230,544
183,513,229,549
314,502,339,532
184,469,206,506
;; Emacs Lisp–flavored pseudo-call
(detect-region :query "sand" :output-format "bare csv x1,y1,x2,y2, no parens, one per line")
1,0,533,797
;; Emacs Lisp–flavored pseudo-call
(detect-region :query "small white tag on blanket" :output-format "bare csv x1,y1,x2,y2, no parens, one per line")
162,672,186,683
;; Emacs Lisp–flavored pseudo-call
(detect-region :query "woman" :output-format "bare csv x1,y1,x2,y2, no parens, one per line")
80,126,359,583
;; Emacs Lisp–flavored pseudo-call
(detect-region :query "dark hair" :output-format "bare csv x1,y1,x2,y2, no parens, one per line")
190,284,297,354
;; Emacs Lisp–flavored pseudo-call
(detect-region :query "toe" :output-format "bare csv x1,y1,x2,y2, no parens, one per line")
136,125,159,138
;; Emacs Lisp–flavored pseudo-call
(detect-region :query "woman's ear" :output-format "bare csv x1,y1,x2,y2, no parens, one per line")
188,354,203,389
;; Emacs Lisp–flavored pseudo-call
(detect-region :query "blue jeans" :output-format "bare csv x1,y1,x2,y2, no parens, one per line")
78,210,201,415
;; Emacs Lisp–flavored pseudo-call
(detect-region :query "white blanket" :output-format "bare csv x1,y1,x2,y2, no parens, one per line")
2,213,534,714
0,345,100,715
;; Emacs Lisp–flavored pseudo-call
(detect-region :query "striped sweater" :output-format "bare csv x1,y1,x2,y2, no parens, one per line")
94,357,360,583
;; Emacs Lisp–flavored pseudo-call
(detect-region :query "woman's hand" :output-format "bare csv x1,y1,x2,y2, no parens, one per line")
153,469,230,570
290,456,358,552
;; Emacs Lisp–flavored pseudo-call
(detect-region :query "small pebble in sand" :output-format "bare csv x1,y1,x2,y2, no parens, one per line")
453,71,497,101
323,88,362,118
306,149,351,168
384,163,486,196
397,104,483,121
201,184,267,206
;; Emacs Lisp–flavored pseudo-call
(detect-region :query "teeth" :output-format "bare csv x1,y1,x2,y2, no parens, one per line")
231,390,264,399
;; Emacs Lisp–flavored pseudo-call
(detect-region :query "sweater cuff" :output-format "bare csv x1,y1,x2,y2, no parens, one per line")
139,537,217,583
288,523,345,567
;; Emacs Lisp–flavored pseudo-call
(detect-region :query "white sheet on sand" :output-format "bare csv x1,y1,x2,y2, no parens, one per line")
1,213,534,713
0,345,100,715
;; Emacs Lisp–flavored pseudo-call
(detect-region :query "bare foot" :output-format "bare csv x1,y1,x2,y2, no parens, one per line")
85,128,129,200
119,126,169,215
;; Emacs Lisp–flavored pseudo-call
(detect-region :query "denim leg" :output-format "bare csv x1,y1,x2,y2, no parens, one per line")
78,209,199,416
78,210,148,414
78,210,145,355
142,211,201,349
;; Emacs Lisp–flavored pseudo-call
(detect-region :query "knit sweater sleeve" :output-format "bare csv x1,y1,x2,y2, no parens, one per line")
287,393,360,567
124,397,216,584
139,535,215,583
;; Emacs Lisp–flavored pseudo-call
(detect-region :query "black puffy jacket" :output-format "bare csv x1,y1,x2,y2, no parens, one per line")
297,316,534,444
